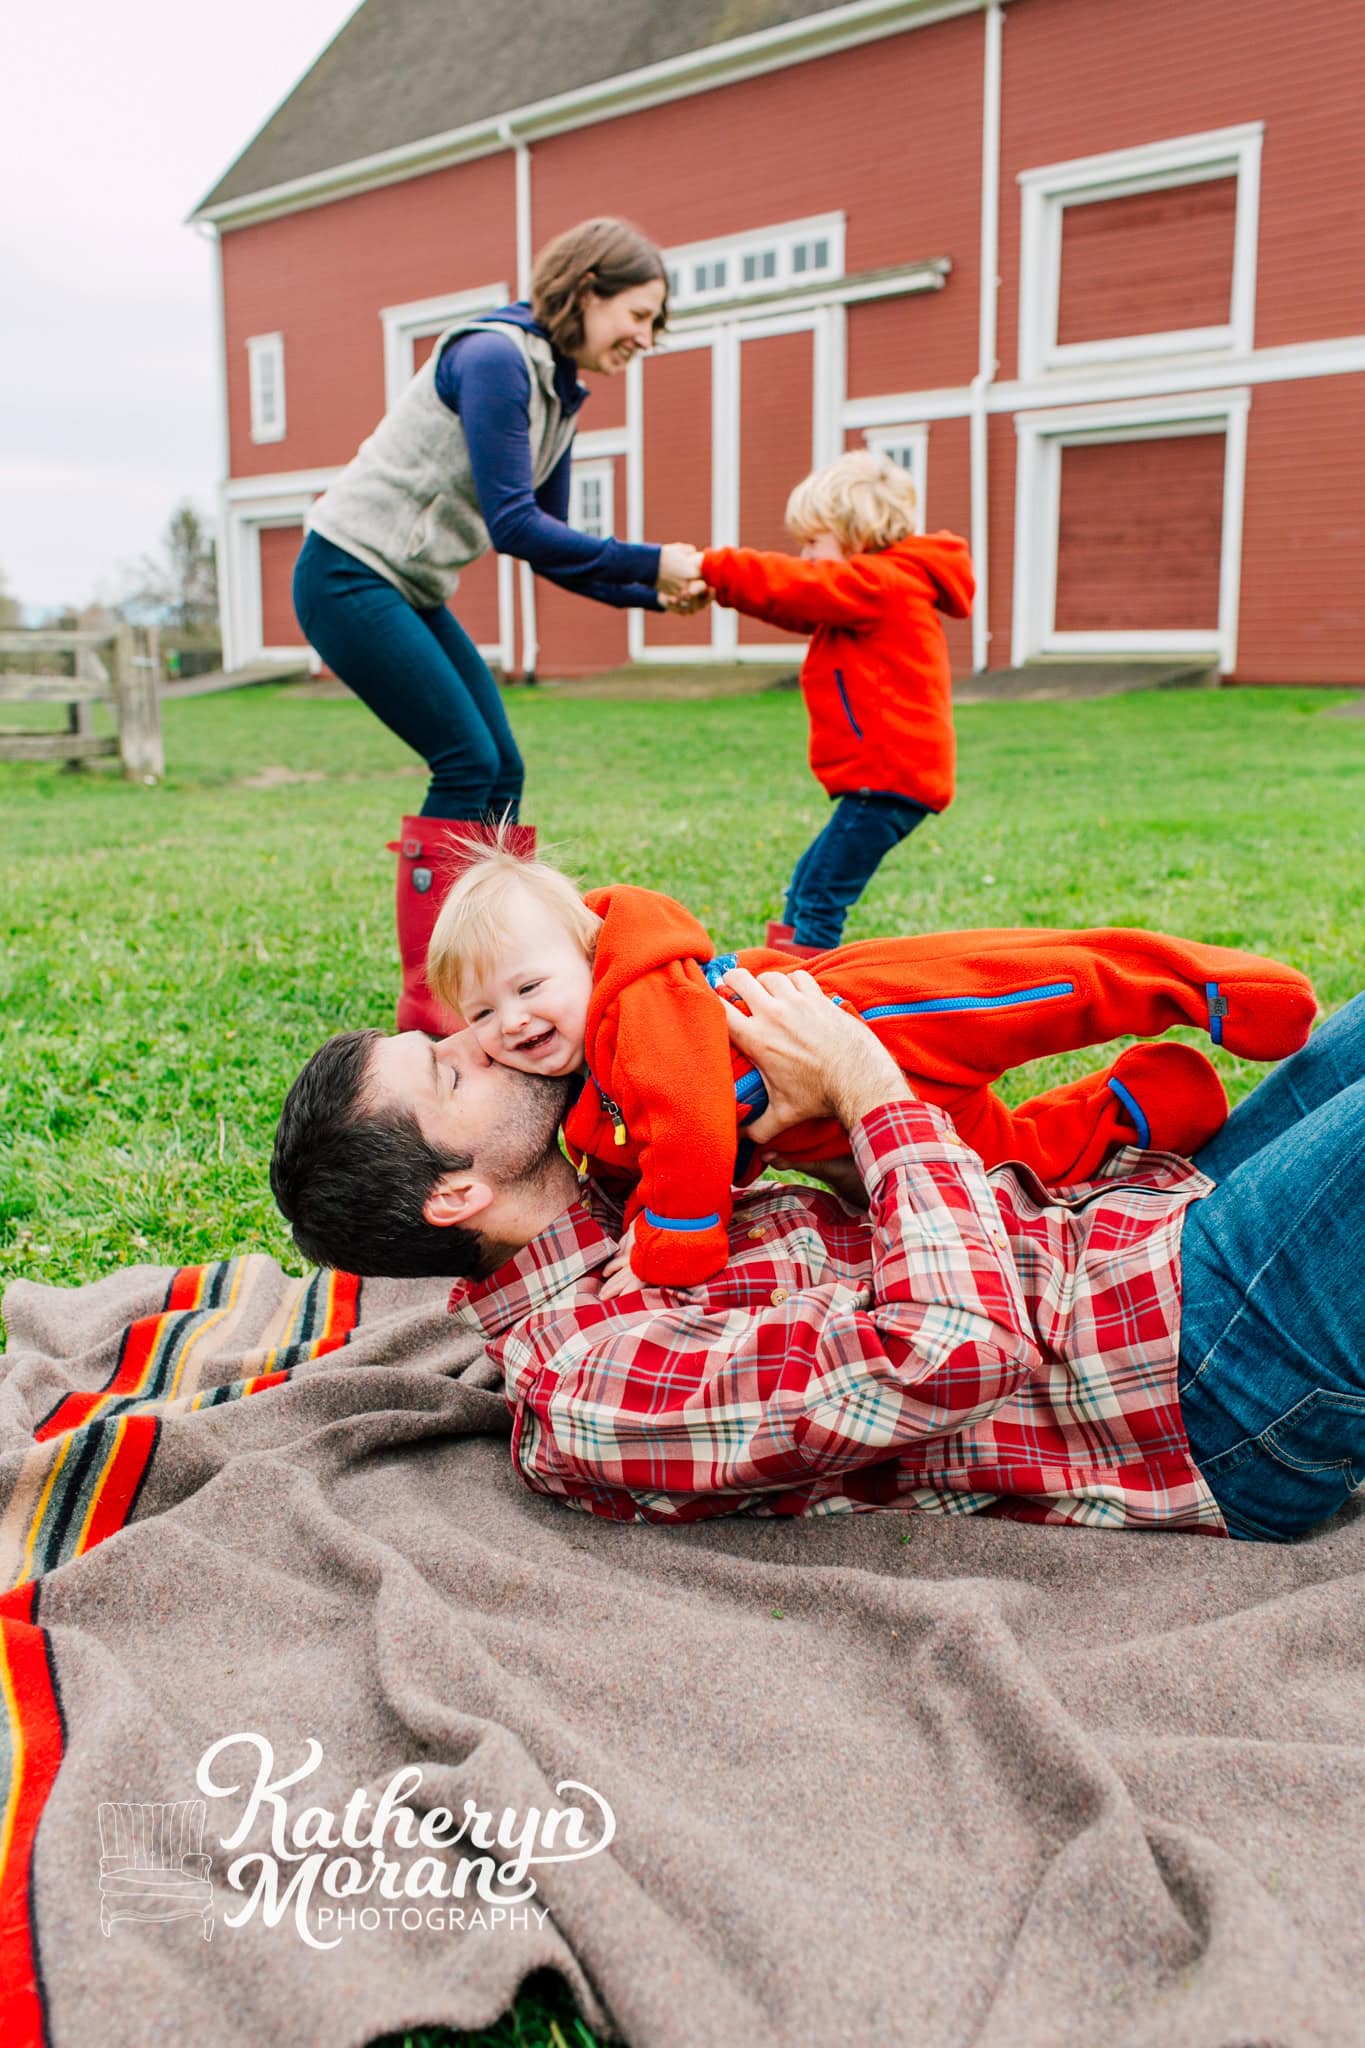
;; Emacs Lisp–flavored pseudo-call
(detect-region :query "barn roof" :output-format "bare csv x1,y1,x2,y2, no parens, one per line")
194,0,955,217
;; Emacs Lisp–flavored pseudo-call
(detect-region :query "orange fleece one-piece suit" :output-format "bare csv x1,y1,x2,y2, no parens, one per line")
561,886,1318,1289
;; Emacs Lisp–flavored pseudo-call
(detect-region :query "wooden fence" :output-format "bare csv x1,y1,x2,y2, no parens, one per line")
0,623,164,781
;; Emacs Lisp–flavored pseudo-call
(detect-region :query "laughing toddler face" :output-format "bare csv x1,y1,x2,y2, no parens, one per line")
457,884,594,1078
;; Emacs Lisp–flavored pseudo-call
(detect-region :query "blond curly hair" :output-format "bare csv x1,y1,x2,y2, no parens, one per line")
785,448,920,554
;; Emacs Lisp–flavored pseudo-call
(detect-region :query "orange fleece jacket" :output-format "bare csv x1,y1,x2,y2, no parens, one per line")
701,535,973,810
563,886,1318,1290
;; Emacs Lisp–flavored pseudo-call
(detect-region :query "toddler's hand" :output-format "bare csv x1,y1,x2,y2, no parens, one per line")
598,1222,703,1306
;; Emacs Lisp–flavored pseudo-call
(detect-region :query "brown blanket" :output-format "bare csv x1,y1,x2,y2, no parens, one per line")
2,1252,1362,2048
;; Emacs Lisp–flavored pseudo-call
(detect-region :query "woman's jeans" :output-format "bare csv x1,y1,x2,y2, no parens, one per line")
293,531,523,820
785,793,930,950
1178,991,1365,1541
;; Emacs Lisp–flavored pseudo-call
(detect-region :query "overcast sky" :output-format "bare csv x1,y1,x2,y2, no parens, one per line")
0,0,358,615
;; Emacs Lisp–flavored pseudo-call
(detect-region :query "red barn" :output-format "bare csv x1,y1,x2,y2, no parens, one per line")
193,0,1365,685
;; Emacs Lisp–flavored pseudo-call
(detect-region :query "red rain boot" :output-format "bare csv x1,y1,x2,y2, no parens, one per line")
777,938,825,961
388,816,536,1037
763,918,823,961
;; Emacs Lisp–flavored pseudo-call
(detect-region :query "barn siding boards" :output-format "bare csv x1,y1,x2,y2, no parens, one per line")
208,0,1365,682
1056,181,1237,349
998,0,1365,380
257,526,309,650
1054,436,1225,635
640,346,715,656
1235,374,1365,686
530,15,984,384
220,153,518,478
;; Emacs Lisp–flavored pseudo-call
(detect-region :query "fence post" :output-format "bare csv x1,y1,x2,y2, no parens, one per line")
113,622,164,782
69,642,99,769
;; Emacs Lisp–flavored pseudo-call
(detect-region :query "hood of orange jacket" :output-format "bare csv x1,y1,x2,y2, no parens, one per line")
582,885,715,1022
884,532,974,618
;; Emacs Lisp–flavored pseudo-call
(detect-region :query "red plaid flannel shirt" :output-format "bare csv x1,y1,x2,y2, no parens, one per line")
449,1100,1226,1534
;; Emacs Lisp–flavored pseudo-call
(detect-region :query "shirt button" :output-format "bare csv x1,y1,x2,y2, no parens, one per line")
748,1226,768,1241
770,1287,790,1306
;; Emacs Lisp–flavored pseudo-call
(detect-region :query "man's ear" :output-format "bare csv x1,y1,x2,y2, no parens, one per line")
423,1171,495,1230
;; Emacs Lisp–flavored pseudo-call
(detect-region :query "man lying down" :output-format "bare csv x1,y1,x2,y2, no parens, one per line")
270,970,1365,1545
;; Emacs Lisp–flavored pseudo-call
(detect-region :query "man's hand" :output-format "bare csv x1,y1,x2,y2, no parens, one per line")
721,968,914,1143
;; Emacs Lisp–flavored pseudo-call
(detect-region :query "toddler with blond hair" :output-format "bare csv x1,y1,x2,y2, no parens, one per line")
425,835,1315,1293
702,447,972,951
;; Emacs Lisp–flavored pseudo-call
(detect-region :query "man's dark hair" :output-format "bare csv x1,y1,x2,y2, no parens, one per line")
269,1029,487,1279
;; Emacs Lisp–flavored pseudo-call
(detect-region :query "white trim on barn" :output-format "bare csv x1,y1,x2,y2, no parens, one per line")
221,471,335,669
628,304,846,664
663,214,846,311
221,467,510,671
379,282,510,410
1016,123,1263,382
246,333,287,443
840,331,1365,426
1010,389,1250,672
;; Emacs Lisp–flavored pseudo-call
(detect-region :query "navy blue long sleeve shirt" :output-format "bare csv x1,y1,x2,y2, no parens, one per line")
435,310,661,611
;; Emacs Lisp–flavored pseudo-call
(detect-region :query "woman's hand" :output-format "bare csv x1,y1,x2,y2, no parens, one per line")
656,542,706,597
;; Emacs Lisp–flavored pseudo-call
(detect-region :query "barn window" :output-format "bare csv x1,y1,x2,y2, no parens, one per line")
863,426,928,524
247,334,286,444
662,216,845,311
792,237,832,276
1017,124,1263,380
569,460,614,541
377,284,509,412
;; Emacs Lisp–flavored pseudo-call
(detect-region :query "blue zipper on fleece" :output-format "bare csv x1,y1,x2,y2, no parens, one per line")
859,979,1075,1021
834,668,863,739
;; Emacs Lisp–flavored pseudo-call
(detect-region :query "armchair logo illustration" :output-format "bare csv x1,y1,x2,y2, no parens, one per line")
97,1799,214,1939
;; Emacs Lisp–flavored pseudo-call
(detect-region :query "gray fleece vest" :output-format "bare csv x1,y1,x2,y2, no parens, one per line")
307,318,578,610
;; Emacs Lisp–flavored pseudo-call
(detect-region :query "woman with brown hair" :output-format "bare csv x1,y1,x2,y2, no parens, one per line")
292,218,704,1033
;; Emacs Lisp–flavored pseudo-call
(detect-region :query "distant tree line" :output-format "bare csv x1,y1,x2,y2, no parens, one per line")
3,500,219,635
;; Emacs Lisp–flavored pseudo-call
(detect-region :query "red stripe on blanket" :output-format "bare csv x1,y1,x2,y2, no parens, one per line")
0,1585,63,2048
35,1266,210,1442
245,1372,289,1396
312,1268,362,1357
78,1417,159,1556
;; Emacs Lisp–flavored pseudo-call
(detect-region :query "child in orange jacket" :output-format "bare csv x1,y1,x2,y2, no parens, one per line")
425,841,1317,1291
701,449,972,952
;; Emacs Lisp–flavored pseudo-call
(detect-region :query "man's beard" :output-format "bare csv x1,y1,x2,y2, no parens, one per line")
468,1071,575,1279
481,1071,573,1192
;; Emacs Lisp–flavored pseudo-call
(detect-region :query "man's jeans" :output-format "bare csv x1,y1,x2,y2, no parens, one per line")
293,531,524,821
1178,992,1365,1541
785,793,930,950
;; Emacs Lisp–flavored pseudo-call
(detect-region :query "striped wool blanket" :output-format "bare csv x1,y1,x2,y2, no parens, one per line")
2,1252,1364,2048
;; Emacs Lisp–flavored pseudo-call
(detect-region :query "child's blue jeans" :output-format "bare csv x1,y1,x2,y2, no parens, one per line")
784,793,931,950
293,531,523,820
1178,991,1365,1541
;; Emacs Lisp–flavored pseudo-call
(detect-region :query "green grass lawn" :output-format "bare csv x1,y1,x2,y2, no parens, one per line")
2,678,1362,2047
